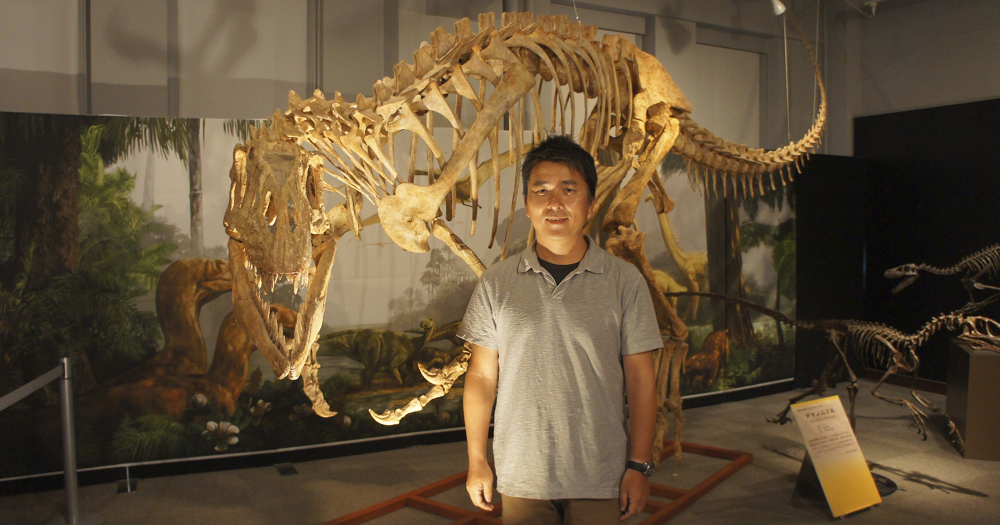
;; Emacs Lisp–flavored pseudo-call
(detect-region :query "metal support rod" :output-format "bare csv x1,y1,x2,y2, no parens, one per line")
77,0,91,114
59,357,80,525
782,14,791,145
0,365,62,411
1,360,101,524
813,0,821,118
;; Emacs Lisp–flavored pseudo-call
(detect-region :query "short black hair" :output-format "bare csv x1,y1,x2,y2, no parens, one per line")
521,135,597,202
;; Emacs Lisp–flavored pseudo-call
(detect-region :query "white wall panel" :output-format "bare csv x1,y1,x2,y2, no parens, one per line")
0,0,81,113
0,0,79,73
857,0,1000,116
177,0,307,117
654,18,762,148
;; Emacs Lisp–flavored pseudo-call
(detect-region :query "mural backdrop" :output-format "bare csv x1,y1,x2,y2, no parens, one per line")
0,111,794,479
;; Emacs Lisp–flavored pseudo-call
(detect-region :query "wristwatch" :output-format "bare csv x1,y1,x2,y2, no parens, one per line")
626,459,655,478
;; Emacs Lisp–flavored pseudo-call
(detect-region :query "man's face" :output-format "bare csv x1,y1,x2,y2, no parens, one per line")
525,161,594,244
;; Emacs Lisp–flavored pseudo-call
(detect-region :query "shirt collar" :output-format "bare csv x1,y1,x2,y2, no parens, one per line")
518,235,607,275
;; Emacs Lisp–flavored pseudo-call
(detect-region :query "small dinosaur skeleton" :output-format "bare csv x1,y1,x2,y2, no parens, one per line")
224,12,825,463
884,242,1000,297
668,290,1000,448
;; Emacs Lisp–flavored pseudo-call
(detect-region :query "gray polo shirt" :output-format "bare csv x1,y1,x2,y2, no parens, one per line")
457,236,662,499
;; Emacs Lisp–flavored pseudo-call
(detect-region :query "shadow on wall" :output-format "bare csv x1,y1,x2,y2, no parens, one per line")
106,0,258,78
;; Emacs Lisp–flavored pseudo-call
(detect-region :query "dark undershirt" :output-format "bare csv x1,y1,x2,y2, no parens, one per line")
538,258,580,285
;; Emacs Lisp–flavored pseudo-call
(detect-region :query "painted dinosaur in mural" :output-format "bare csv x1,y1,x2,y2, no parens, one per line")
223,11,826,463
78,259,295,433
109,258,233,385
316,318,435,390
425,319,464,347
652,269,687,310
653,206,707,320
683,329,729,392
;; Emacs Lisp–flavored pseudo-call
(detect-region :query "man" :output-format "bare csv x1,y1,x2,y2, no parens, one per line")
458,136,661,524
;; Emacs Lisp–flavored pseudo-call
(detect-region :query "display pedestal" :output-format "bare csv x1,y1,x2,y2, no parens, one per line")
325,441,752,525
946,339,1000,461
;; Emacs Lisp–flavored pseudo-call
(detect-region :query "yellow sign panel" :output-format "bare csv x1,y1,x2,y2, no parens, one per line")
791,395,882,517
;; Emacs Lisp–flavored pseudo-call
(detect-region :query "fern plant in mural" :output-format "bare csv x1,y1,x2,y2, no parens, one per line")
109,414,190,463
0,125,177,394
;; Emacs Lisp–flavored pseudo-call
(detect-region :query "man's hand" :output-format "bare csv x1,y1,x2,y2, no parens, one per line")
618,468,649,521
464,343,498,511
466,459,495,511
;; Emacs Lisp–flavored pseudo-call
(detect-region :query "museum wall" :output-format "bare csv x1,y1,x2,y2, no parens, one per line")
852,0,1000,118
0,1,818,129
0,0,83,114
0,0,308,118
833,0,1000,154
3,1,998,150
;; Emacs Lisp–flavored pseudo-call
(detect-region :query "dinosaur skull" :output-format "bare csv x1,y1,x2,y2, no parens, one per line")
224,131,330,380
884,263,920,293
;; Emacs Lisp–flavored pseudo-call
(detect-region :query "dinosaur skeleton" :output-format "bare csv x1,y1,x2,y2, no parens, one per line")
224,12,826,463
668,290,1000,448
885,242,1000,298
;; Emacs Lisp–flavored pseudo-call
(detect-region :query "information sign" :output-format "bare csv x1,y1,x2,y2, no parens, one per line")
791,395,882,517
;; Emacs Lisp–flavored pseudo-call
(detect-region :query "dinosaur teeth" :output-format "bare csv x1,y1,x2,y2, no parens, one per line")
269,274,278,293
293,273,301,294
267,309,281,343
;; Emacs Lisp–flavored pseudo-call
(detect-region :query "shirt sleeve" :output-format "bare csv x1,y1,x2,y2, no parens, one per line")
457,276,498,350
620,274,663,355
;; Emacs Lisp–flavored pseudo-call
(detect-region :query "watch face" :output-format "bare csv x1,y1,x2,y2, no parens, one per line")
628,460,655,477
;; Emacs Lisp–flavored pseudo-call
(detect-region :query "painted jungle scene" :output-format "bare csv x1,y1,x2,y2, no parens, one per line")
646,153,797,396
0,112,793,480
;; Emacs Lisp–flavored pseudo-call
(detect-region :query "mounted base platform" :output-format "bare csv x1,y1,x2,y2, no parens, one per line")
323,440,752,525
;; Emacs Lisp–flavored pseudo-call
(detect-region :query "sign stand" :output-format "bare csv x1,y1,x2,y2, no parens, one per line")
790,396,882,519
793,453,824,502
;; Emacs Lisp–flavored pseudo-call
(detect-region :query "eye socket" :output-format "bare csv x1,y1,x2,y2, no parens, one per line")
263,192,276,230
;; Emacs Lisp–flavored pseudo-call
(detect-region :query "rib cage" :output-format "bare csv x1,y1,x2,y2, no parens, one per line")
272,10,825,241
817,313,967,370
918,243,1000,278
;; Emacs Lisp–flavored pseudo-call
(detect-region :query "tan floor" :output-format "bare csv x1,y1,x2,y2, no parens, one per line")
2,380,998,525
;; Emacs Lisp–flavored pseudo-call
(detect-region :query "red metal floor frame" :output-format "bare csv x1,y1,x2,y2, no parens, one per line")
323,440,752,525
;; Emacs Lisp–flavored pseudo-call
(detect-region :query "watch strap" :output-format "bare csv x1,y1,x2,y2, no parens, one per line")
626,459,654,477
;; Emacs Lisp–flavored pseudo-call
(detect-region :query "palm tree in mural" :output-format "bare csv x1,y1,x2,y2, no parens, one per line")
740,218,796,346
0,114,190,392
704,195,757,347
696,136,796,350
187,118,202,255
